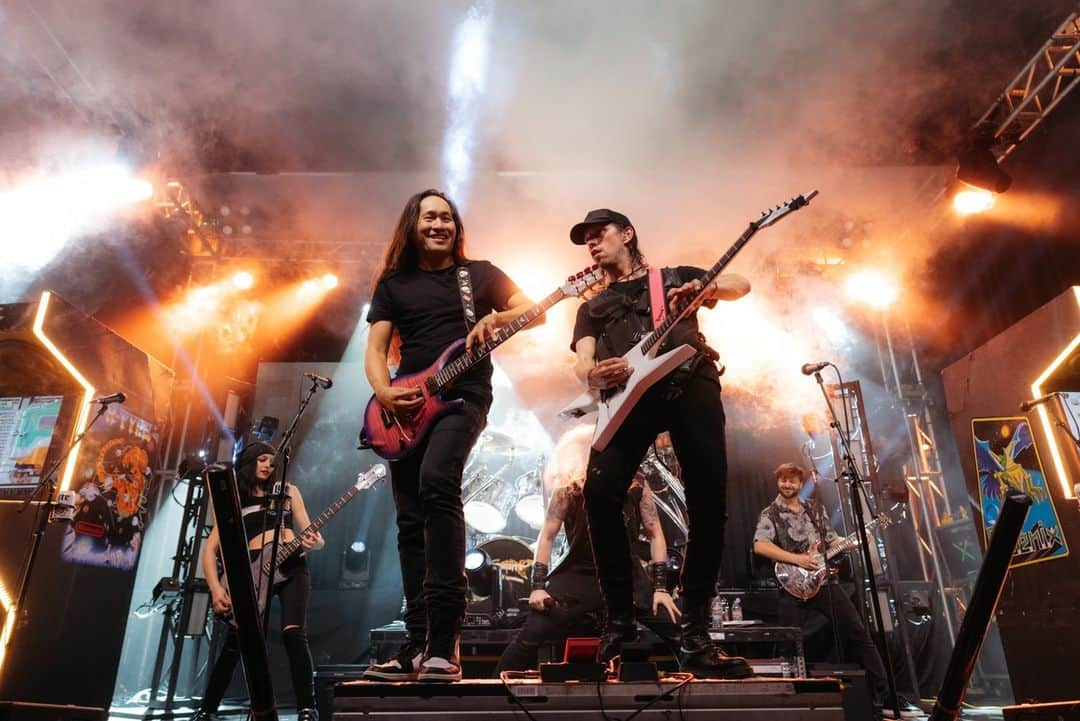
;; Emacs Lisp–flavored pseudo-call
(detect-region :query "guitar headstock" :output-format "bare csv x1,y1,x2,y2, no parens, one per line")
355,463,387,491
561,264,606,298
752,189,819,230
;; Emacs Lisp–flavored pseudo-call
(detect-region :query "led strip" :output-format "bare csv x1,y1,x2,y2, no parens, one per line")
31,290,96,494
1030,285,1080,500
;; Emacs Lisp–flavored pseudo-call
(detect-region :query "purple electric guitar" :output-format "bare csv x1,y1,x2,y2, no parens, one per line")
360,266,605,460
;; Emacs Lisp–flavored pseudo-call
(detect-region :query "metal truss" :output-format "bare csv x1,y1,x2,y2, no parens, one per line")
977,10,1080,161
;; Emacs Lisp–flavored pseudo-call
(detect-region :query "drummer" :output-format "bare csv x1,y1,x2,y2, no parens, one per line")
495,425,682,673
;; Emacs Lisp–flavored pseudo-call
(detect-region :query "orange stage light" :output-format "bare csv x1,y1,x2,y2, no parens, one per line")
845,269,899,310
232,270,255,290
320,273,339,290
953,189,995,215
0,578,15,675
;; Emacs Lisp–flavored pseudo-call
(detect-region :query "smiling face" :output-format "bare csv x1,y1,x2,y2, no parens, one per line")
414,194,458,259
776,470,803,499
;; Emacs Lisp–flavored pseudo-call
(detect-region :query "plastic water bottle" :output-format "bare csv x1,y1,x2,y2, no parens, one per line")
731,597,743,622
718,597,730,624
710,596,723,628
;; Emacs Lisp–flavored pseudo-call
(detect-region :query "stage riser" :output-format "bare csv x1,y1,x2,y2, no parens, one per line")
333,678,844,720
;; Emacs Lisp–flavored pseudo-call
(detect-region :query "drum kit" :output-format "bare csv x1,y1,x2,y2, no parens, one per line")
462,429,546,536
461,427,691,622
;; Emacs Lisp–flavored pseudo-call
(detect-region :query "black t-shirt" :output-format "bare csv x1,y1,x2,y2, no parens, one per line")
367,260,519,400
571,266,714,364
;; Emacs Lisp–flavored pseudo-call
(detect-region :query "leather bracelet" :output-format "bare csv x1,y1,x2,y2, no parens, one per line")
530,562,549,591
648,562,668,592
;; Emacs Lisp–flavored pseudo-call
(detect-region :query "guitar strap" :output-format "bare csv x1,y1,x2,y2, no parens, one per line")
456,265,477,331
647,266,667,330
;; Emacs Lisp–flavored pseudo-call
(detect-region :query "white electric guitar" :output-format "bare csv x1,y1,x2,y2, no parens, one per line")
559,190,819,451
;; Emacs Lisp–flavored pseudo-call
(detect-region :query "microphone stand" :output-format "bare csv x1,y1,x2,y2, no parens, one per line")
13,402,111,623
812,368,901,719
259,376,324,634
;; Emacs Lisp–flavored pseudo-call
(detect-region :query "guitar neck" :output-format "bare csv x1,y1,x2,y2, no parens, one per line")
824,517,884,561
641,223,757,355
275,484,362,566
432,287,566,390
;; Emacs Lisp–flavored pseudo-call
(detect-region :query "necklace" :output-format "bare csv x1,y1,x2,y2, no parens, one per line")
610,263,647,284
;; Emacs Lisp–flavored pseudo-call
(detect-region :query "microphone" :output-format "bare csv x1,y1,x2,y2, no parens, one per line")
1019,393,1058,412
801,361,830,375
304,372,333,390
92,392,126,405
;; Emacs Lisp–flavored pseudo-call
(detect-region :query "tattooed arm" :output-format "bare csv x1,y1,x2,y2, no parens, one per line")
529,482,574,612
639,484,681,621
638,484,668,565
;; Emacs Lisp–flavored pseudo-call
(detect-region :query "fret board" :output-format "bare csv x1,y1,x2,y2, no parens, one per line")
429,287,565,391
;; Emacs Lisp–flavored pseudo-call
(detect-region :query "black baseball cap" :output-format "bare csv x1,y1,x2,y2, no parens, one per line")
570,208,633,245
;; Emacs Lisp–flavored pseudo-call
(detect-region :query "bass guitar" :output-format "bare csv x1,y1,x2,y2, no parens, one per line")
360,266,606,460
774,512,892,600
222,463,386,624
559,190,818,451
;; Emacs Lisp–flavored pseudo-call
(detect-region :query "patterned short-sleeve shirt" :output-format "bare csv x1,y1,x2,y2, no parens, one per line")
753,495,838,554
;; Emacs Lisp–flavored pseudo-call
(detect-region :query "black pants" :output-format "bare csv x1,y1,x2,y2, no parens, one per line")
496,570,681,672
200,569,314,711
777,583,887,698
585,368,728,620
389,399,488,658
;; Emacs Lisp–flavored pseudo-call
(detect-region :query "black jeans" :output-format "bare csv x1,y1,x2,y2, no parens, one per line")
200,569,314,711
496,570,681,672
585,368,728,621
777,583,887,698
390,399,488,658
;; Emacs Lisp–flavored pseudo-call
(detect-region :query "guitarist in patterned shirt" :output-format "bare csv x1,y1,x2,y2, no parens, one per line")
752,463,888,710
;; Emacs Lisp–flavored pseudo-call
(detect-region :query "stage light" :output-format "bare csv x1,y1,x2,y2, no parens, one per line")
320,273,339,290
956,132,1012,194
232,270,255,290
341,537,370,589
0,162,154,283
845,269,899,310
464,548,496,598
953,189,995,215
298,279,320,298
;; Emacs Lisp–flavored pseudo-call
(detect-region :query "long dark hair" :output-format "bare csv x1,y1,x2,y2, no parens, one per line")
235,442,275,505
371,189,469,288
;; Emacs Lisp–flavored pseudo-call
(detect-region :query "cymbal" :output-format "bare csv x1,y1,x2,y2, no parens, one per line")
475,430,516,452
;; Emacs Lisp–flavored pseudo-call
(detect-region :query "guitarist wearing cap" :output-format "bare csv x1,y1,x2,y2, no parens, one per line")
362,189,537,683
568,208,752,678
752,463,889,709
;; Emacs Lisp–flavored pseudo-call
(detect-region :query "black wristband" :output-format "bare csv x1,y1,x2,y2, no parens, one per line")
648,562,668,592
530,562,549,591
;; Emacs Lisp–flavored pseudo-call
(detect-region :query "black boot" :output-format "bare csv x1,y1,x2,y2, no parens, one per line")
597,611,638,664
679,598,754,679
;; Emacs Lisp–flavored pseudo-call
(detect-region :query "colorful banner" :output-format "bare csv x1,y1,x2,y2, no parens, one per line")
61,403,160,571
972,416,1069,568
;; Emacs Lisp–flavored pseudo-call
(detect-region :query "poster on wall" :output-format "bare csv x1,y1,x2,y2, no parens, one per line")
61,403,160,571
972,416,1069,568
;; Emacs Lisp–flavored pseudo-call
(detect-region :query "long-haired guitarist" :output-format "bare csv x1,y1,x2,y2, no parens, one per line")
362,189,535,682
568,208,752,678
196,442,325,721
752,463,887,706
